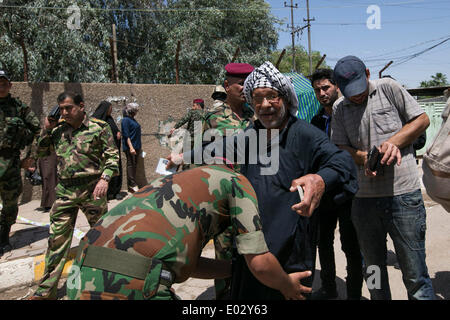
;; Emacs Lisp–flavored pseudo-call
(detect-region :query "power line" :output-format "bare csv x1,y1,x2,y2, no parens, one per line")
308,15,450,26
327,35,450,62
1,0,448,13
390,37,450,68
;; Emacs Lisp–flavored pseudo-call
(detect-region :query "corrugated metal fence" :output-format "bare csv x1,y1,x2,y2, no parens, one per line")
416,102,446,156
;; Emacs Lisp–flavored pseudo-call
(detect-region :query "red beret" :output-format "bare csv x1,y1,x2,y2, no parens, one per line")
193,99,204,104
225,63,254,78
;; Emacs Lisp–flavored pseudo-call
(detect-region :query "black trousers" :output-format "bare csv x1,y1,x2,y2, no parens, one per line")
124,149,140,189
108,152,122,198
316,197,363,299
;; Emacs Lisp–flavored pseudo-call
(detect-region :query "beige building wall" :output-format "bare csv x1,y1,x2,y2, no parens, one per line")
10,82,216,204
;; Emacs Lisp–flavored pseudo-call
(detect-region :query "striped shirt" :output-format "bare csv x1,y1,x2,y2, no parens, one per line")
331,78,424,198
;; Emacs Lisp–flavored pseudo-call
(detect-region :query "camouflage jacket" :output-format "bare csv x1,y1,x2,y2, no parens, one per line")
36,115,119,180
81,164,268,283
0,94,40,177
174,109,204,136
202,101,254,136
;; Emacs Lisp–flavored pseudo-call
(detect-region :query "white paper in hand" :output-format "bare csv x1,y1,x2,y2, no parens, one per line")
297,185,304,202
155,158,177,176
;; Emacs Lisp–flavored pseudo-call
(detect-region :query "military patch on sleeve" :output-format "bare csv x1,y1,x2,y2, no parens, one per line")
90,117,108,128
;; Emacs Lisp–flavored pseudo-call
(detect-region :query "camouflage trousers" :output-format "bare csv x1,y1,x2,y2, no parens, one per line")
0,156,22,228
214,225,234,300
33,181,107,299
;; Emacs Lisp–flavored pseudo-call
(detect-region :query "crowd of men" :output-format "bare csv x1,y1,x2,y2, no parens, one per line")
0,54,441,300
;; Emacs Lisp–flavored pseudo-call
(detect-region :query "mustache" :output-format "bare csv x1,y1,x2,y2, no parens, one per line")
259,108,277,115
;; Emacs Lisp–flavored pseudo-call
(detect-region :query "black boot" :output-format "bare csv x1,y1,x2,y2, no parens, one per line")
0,224,12,256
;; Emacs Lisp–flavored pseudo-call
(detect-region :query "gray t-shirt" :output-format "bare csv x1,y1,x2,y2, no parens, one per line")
331,78,424,198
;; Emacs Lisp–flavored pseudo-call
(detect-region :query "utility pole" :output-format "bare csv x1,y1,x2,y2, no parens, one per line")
285,1,298,71
303,0,315,76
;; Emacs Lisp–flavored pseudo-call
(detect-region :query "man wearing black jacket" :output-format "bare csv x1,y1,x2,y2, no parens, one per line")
310,69,363,300
168,62,359,300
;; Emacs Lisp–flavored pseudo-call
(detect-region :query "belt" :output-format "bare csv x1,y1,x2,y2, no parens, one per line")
78,242,175,288
59,174,101,188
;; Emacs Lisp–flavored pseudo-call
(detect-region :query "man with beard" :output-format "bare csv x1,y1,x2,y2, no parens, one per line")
310,68,363,300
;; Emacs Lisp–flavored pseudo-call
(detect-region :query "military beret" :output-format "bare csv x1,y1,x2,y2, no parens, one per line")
225,63,254,78
193,99,204,104
0,70,10,82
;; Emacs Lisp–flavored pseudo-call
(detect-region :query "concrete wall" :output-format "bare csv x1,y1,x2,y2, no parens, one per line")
10,82,216,204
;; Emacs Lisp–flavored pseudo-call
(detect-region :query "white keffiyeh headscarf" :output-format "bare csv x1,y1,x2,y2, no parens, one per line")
243,61,298,117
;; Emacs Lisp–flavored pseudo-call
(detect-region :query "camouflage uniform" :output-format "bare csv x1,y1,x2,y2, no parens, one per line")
202,101,255,299
174,108,204,138
0,94,40,252
67,164,268,300
203,101,254,137
174,109,204,172
33,115,119,299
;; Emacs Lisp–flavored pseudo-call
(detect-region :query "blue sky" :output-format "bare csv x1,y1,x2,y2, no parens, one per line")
266,0,450,88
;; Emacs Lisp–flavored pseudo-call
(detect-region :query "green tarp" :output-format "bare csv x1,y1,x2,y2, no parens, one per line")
284,72,322,123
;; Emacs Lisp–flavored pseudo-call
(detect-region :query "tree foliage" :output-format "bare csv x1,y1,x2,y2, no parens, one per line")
0,0,280,84
420,72,449,88
0,0,112,82
270,45,329,76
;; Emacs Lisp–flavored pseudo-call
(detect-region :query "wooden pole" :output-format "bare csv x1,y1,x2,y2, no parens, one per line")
314,54,326,71
175,41,181,84
112,24,119,83
18,34,29,82
109,37,115,82
275,49,286,69
231,47,240,63
379,61,393,78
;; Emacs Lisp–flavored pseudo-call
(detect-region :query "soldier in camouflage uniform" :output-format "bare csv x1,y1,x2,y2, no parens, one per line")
0,70,41,256
66,164,312,300
170,99,205,172
203,64,255,137
202,63,255,299
30,92,119,299
170,99,205,139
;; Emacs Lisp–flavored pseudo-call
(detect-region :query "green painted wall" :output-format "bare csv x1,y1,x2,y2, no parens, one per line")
416,102,447,156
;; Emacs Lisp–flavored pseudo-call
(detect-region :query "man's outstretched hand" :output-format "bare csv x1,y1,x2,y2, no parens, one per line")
290,174,325,217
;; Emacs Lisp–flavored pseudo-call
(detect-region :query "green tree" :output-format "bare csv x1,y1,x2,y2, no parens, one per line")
142,0,280,84
270,45,329,76
420,72,449,88
0,0,112,82
0,0,280,84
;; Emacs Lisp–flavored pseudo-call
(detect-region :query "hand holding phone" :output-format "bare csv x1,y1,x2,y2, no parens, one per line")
367,146,382,172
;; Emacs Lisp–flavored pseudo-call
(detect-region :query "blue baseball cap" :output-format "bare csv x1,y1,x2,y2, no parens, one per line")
333,56,368,98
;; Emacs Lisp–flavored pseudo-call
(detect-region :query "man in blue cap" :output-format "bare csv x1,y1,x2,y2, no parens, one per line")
331,56,435,300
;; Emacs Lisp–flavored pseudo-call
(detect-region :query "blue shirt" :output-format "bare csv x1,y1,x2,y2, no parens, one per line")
121,116,141,151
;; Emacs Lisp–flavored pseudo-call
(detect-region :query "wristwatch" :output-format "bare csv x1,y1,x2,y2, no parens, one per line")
101,173,111,182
